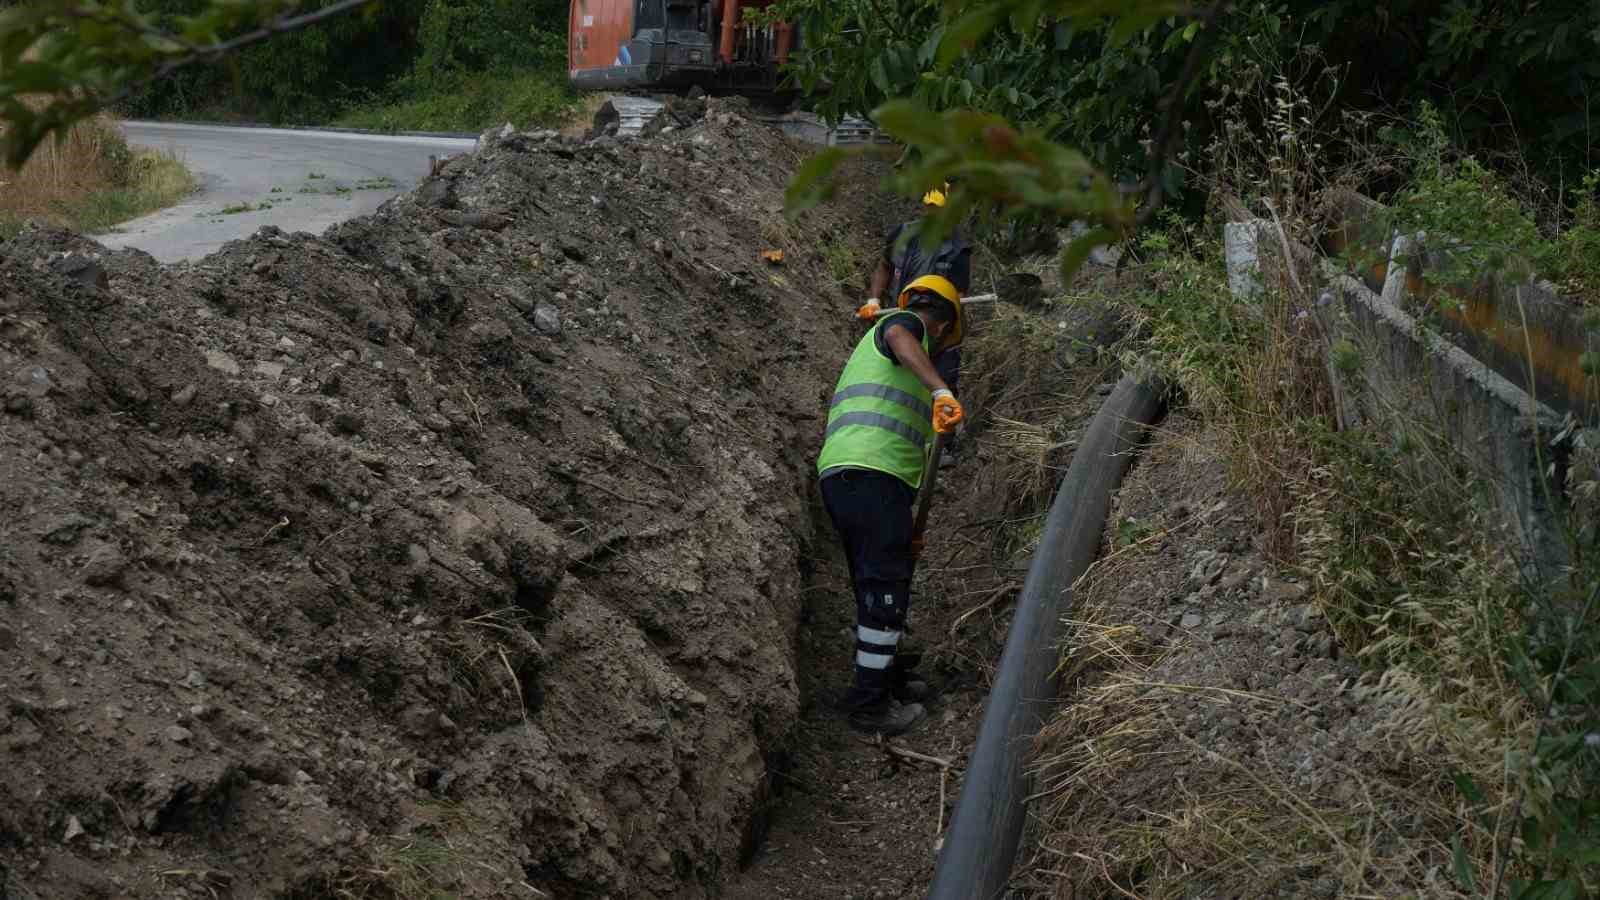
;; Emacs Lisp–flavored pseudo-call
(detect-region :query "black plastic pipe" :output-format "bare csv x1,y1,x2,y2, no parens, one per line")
927,374,1167,900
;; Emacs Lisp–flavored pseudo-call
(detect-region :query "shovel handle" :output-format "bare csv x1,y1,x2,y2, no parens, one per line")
912,430,947,540
869,293,997,319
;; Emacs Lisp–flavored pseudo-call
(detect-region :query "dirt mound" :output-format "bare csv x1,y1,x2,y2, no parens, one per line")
0,102,881,898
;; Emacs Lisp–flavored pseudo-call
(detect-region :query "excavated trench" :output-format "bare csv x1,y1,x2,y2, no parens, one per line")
719,273,1150,900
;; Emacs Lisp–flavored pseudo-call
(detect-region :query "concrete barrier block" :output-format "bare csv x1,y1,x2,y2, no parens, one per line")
1224,220,1267,300
1321,274,1572,581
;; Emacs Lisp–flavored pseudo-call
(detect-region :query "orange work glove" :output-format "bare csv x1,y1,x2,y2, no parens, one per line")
931,388,963,434
855,298,882,322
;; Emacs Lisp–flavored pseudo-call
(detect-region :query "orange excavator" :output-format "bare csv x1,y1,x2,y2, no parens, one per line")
568,0,794,92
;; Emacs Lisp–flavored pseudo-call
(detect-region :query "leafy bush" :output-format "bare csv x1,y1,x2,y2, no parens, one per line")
1374,106,1600,302
121,0,430,123
1392,155,1544,288
776,0,1600,191
122,0,570,128
1547,171,1600,294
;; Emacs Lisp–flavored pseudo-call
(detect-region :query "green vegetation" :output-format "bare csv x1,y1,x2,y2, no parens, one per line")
0,0,577,166
1374,104,1600,299
335,66,576,134
818,234,864,289
1,116,196,237
776,0,1600,180
125,0,577,133
1119,224,1599,896
64,150,197,231
781,0,1600,290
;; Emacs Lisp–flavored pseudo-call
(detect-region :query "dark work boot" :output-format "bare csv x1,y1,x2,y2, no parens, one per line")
890,654,932,703
847,699,926,736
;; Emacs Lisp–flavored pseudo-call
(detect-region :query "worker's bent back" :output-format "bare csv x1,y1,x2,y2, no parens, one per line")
818,310,934,490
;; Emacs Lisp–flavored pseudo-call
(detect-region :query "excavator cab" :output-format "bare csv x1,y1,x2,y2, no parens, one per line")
569,0,793,92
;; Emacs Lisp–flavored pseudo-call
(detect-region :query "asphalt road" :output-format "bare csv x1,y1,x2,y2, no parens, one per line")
101,121,477,263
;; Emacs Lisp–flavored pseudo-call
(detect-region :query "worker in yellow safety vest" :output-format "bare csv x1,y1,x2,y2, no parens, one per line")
817,274,965,735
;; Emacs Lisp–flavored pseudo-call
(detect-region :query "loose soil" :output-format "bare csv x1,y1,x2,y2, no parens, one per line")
0,100,896,898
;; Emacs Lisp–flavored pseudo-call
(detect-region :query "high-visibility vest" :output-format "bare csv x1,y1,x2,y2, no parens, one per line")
817,310,934,489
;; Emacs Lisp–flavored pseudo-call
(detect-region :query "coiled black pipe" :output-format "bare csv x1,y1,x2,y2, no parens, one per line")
927,374,1168,900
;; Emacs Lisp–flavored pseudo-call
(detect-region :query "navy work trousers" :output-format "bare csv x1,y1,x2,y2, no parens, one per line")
819,468,915,708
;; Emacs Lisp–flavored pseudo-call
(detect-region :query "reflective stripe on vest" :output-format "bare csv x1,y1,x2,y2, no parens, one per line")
829,383,933,421
824,411,928,448
816,310,934,489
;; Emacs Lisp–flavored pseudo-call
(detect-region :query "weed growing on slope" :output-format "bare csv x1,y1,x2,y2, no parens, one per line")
818,233,864,291
331,801,531,899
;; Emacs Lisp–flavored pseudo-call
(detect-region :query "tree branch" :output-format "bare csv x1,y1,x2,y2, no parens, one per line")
105,0,378,108
1136,2,1228,226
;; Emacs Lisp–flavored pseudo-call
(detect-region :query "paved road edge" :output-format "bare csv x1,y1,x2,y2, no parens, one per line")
120,118,481,141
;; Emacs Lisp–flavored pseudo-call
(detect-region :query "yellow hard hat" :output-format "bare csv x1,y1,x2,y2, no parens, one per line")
922,182,950,207
897,274,964,351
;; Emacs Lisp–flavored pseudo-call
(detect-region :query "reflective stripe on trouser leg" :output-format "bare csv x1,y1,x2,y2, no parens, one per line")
853,588,907,699
855,624,901,670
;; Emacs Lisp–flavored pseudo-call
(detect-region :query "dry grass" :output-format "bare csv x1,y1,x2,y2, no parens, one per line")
439,605,543,728
0,114,196,237
0,115,121,216
962,299,1123,507
1027,506,1520,899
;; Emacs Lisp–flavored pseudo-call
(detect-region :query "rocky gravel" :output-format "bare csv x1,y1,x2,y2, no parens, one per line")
1025,415,1441,898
